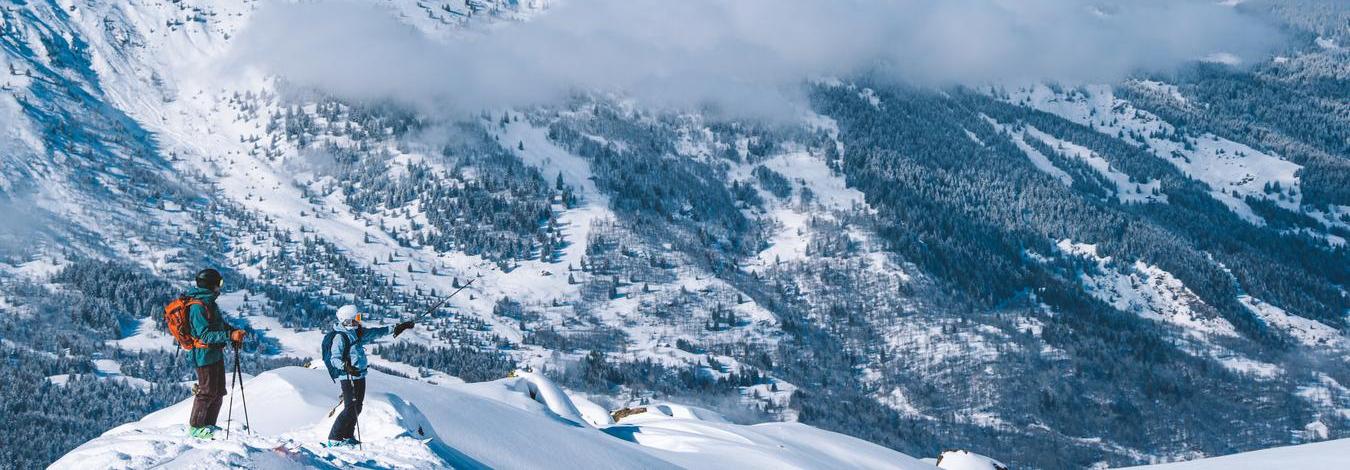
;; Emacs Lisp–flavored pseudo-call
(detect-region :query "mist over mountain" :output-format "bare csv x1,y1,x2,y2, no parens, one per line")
229,0,1285,116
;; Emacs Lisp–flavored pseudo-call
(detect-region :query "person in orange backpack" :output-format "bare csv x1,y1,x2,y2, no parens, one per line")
183,268,246,440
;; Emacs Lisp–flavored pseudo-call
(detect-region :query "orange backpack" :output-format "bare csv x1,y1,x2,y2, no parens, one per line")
164,296,209,350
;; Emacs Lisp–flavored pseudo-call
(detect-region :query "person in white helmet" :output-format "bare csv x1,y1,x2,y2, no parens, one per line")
321,304,414,447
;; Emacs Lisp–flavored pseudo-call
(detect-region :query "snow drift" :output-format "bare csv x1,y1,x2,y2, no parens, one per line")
1122,437,1350,469
50,367,937,469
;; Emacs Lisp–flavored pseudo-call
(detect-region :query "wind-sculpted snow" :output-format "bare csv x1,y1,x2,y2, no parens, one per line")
52,367,934,469
607,404,936,469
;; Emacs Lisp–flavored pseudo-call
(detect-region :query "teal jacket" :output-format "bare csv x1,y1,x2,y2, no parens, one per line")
186,287,237,367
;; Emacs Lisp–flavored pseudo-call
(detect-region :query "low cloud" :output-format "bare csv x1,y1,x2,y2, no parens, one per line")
228,0,1283,117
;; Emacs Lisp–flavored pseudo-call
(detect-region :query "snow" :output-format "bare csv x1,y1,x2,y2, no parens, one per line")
983,115,1163,202
52,366,934,469
570,393,617,427
761,151,866,211
49,358,154,390
936,450,1007,470
13,257,63,279
618,403,732,424
756,209,812,265
859,88,882,108
494,115,613,279
1295,372,1350,424
110,316,175,352
1133,80,1187,105
1119,438,1350,469
991,119,1074,186
1001,84,1305,226
1239,296,1347,349
241,314,327,360
610,405,934,470
739,150,871,268
882,388,928,420
508,370,591,427
1201,52,1242,66
497,115,601,198
1216,357,1280,379
1025,127,1165,203
1057,240,1238,339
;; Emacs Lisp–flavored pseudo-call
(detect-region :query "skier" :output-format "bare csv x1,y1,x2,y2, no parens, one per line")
323,305,415,447
184,268,247,440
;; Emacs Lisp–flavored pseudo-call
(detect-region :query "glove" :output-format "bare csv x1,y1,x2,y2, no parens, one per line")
344,362,360,376
230,330,247,345
394,321,415,337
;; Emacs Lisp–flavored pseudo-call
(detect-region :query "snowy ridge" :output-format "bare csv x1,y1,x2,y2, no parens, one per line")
735,150,872,268
998,84,1315,226
1057,240,1238,339
984,116,1074,187
1238,295,1347,350
1023,127,1165,204
51,366,936,469
1051,240,1295,381
1120,437,1350,469
984,113,1165,203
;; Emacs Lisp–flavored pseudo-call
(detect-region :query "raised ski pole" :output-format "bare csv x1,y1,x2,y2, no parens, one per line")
410,277,476,323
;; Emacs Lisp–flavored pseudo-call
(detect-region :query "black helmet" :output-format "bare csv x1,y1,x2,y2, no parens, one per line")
195,268,223,289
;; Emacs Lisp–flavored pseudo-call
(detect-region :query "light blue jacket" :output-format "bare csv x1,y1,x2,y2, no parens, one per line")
327,322,391,381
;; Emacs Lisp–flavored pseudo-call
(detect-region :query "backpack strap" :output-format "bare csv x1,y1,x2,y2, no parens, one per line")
340,331,354,368
184,298,210,349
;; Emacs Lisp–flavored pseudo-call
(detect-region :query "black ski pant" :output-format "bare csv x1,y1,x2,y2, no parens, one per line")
189,361,226,428
328,378,366,441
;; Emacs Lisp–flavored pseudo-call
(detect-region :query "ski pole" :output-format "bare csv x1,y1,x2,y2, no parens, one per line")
347,376,363,451
410,278,477,323
225,349,236,440
235,346,251,432
355,405,363,451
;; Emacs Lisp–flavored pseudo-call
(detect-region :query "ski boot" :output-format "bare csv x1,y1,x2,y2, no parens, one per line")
322,438,360,448
187,425,221,440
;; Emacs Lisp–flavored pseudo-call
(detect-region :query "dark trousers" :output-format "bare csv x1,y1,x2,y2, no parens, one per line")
189,361,226,428
328,378,366,440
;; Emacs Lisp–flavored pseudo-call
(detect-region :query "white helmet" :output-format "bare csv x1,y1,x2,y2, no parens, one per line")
336,305,360,323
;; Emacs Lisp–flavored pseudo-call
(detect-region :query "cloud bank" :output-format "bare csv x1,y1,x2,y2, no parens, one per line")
229,0,1282,116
